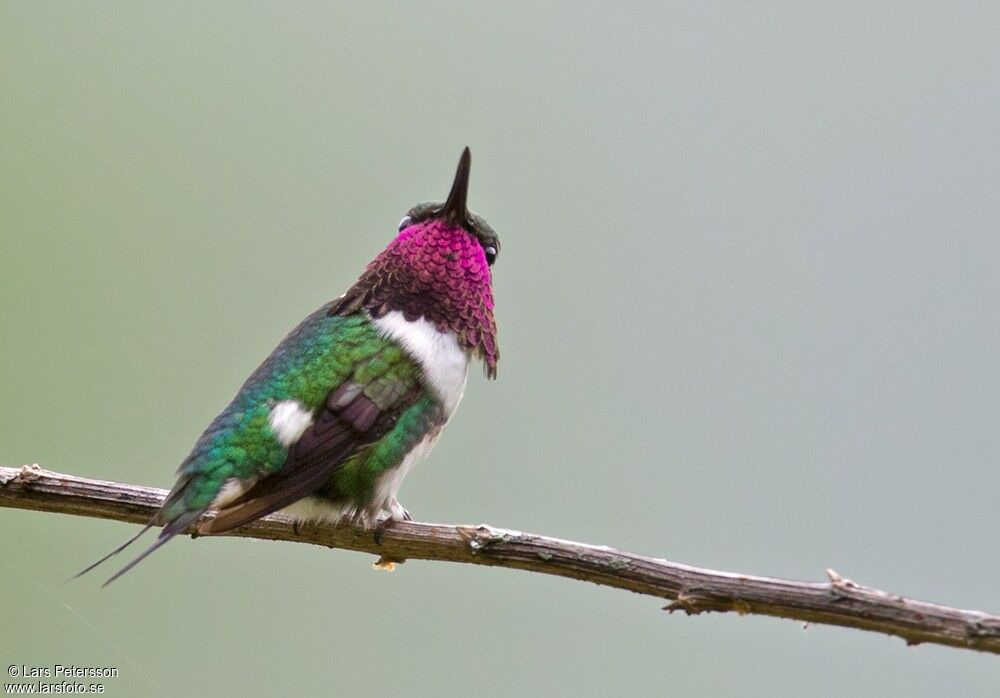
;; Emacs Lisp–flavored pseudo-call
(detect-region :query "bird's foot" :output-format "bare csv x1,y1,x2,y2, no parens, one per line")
389,498,412,522
373,501,411,544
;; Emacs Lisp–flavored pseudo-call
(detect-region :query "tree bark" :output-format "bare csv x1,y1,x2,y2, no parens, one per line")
2,464,998,655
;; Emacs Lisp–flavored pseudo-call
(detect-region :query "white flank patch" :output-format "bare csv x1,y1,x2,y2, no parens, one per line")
371,311,470,414
268,399,314,446
212,477,250,508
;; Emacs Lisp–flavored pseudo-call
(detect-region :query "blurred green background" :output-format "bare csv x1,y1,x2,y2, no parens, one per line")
2,2,999,696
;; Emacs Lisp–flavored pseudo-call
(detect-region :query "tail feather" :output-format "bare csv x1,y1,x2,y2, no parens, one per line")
71,508,206,587
69,522,156,583
101,510,205,587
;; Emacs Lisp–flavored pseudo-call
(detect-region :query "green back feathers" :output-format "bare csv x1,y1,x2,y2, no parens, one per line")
172,304,424,512
85,302,444,585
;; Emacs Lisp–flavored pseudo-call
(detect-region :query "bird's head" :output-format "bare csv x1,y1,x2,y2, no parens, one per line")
334,148,500,377
394,147,499,271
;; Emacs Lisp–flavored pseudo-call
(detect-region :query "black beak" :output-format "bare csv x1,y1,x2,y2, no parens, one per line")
440,147,471,224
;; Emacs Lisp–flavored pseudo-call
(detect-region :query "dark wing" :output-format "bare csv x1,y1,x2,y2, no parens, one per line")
198,374,422,534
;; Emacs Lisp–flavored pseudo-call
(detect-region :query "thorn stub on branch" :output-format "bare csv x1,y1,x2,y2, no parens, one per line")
826,568,865,599
15,464,43,485
663,592,714,615
826,568,853,587
457,524,507,553
826,568,898,604
663,592,750,616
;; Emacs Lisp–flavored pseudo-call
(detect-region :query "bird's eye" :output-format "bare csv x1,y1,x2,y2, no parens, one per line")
483,245,498,266
398,216,412,232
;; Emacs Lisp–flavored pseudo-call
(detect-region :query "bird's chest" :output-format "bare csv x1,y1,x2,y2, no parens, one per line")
371,311,470,415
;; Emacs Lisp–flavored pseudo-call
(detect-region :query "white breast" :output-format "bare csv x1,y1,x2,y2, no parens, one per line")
372,310,470,415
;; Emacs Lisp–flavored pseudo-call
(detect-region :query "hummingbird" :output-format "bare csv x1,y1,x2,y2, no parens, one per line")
78,147,499,585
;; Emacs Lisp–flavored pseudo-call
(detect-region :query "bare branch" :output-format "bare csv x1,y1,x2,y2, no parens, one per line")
2,464,999,655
